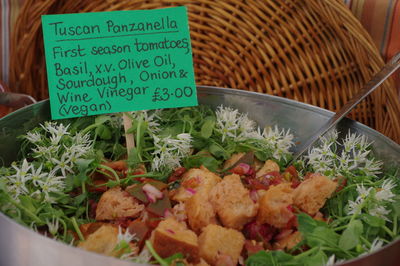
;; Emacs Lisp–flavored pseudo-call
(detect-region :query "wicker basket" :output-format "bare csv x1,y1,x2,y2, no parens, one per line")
9,0,400,143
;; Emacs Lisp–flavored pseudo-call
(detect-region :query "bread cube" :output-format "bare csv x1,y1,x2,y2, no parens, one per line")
274,231,302,250
210,174,258,230
293,173,337,215
172,166,222,202
96,186,144,220
78,224,138,257
257,183,294,228
198,224,245,265
256,160,280,177
185,187,217,233
151,218,199,263
223,152,245,169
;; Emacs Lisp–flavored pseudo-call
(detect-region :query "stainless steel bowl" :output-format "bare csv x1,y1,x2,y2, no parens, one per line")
0,86,399,266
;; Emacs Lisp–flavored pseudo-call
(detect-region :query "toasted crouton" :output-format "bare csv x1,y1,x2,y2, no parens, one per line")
198,224,245,265
209,174,258,230
256,160,280,178
274,231,302,250
210,174,258,230
293,173,337,215
223,152,245,169
172,166,222,202
151,218,199,263
96,186,144,220
78,224,138,257
257,183,294,228
185,187,217,233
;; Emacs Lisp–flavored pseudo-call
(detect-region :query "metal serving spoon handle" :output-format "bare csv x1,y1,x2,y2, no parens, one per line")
291,52,400,163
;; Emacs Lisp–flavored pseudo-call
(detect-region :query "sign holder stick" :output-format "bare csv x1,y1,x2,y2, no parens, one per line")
123,112,135,156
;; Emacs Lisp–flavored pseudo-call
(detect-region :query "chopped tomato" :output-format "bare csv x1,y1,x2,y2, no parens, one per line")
168,167,187,183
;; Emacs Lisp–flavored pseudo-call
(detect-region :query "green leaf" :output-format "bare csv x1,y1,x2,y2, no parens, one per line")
127,147,141,169
298,250,327,266
208,142,229,159
94,115,111,125
200,116,215,138
19,196,37,213
73,192,88,205
339,220,363,250
163,253,184,265
183,154,220,172
95,124,112,140
392,195,400,217
361,214,385,228
245,250,294,266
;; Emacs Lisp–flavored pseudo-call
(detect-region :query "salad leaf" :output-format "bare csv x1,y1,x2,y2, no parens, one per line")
339,220,363,250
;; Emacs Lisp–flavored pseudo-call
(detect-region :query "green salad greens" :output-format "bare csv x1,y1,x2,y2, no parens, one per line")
0,105,399,266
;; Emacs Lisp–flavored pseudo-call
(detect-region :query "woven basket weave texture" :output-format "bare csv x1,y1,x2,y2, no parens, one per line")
9,0,400,143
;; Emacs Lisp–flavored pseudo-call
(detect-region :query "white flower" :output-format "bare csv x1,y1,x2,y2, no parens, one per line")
151,134,192,171
46,216,60,236
359,159,383,177
375,180,396,202
369,238,384,253
25,131,42,143
11,159,32,181
215,105,240,141
348,198,364,215
5,159,32,198
42,122,70,145
130,110,161,134
357,184,373,199
37,171,65,203
30,164,47,187
325,255,336,266
32,145,59,160
347,184,372,215
262,126,294,160
51,153,74,177
117,226,137,243
369,205,390,221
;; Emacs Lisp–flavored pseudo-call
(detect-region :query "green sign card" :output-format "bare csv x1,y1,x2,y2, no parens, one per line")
42,6,197,119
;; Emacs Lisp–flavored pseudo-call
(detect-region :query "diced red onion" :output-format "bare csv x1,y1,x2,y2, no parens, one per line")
142,183,163,203
164,209,173,218
250,190,259,203
166,229,175,234
186,188,196,195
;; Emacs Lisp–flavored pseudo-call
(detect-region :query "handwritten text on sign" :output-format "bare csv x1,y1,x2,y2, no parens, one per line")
42,7,197,119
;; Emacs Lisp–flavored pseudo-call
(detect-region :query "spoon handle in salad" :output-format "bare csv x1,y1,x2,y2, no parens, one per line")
291,52,400,163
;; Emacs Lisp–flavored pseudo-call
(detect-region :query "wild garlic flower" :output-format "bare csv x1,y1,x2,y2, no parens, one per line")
118,226,137,243
5,159,32,198
325,255,336,266
25,131,42,143
36,171,65,203
306,130,382,178
215,105,240,142
151,134,192,171
368,238,384,253
214,105,294,160
51,153,74,177
30,164,47,187
375,180,396,202
130,110,161,135
347,184,372,215
46,216,60,236
347,181,396,220
369,205,391,221
262,126,294,160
